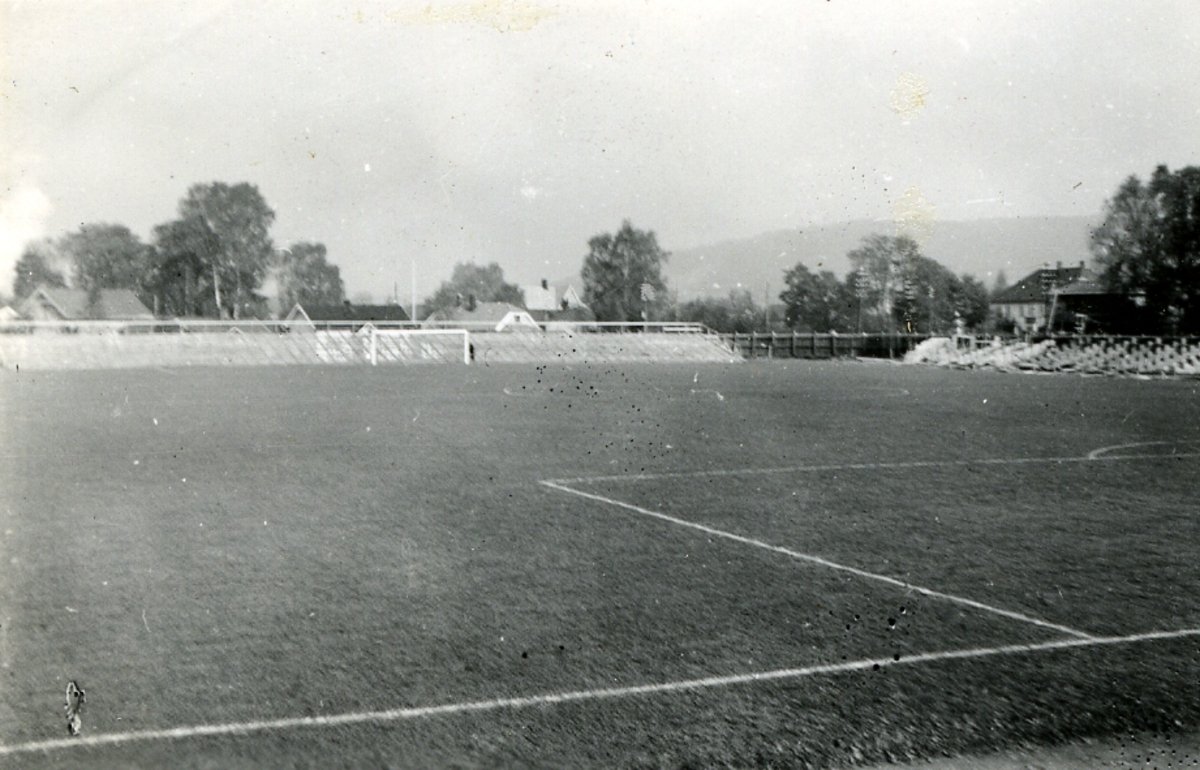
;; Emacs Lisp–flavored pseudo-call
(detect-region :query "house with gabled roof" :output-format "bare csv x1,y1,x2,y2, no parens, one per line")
292,301,410,324
1052,270,1137,333
18,285,155,321
990,262,1089,333
523,280,595,325
522,280,558,313
991,261,1132,334
560,285,588,310
422,301,541,332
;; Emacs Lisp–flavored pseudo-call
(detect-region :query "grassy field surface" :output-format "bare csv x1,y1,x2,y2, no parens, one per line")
1,360,1198,768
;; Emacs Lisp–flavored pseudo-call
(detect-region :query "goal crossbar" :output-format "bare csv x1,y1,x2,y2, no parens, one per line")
366,327,470,365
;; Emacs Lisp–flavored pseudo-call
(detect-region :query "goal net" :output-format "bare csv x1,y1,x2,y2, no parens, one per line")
362,327,471,365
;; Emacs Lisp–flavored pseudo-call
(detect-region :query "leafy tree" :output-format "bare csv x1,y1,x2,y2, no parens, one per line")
779,264,856,332
679,289,765,333
175,182,276,319
950,273,988,326
953,274,991,330
581,220,670,323
12,240,68,298
274,242,345,310
836,235,987,334
1091,165,1200,333
892,255,955,333
889,253,991,334
59,223,149,295
425,262,524,316
148,217,219,317
847,234,921,333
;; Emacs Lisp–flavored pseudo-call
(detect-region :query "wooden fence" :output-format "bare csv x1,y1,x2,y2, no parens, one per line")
723,332,933,360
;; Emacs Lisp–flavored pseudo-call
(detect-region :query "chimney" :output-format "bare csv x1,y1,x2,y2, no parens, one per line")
1056,261,1062,270
541,278,548,290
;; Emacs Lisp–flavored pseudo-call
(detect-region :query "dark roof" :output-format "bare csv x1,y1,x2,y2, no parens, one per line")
19,286,154,320
301,303,410,322
991,265,1087,304
423,302,525,324
1056,272,1108,296
528,305,597,323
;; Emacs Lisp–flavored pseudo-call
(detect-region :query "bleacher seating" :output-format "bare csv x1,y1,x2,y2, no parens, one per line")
904,336,1200,377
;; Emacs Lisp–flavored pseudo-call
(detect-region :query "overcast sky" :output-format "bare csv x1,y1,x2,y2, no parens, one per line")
3,1,1198,301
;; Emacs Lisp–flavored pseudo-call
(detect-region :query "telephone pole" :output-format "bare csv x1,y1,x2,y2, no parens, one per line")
411,261,418,323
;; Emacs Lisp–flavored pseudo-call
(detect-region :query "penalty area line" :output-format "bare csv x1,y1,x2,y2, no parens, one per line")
539,480,1095,640
2,629,1198,757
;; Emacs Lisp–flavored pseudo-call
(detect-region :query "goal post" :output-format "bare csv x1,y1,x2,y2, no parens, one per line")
366,327,470,365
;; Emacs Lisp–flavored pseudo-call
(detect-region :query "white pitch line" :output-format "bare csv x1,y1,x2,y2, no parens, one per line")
545,449,1200,486
3,628,1197,757
539,480,1095,640
1086,441,1198,460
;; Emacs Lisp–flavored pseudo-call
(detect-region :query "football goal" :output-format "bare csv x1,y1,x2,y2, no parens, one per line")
362,326,471,365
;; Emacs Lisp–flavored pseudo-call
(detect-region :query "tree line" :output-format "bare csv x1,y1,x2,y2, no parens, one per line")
579,164,1200,336
12,165,1197,333
419,221,673,323
576,222,991,335
11,182,344,318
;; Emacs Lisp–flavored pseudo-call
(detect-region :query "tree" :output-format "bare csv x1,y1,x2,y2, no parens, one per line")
581,220,670,323
953,274,991,330
892,255,953,333
889,254,991,334
12,240,67,298
59,223,150,295
847,234,922,333
175,182,276,319
838,235,987,334
1091,165,1200,334
424,262,524,316
148,216,219,317
274,242,345,309
991,270,1009,298
679,289,765,333
779,264,856,332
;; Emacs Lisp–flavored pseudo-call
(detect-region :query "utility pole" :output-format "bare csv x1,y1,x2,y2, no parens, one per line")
411,261,418,323
855,269,865,335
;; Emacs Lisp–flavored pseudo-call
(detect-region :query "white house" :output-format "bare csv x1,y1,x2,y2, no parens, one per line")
422,301,541,332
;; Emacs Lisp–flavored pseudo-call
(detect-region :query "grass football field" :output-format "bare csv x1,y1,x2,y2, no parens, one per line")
1,359,1198,768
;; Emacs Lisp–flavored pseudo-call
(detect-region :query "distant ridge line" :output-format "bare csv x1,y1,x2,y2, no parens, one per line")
667,216,1099,301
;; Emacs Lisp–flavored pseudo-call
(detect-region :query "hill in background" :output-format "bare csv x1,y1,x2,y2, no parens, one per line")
663,216,1099,302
